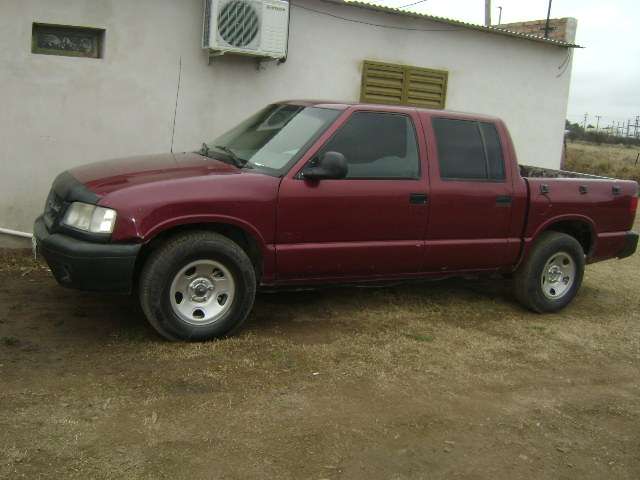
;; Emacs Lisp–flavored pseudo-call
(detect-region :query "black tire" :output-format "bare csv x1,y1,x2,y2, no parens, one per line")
514,231,585,313
139,231,256,341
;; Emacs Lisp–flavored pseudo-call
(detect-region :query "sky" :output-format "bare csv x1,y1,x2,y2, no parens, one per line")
375,0,639,130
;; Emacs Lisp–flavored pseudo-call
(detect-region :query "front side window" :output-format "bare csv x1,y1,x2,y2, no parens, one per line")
432,118,505,181
205,104,340,173
319,112,420,179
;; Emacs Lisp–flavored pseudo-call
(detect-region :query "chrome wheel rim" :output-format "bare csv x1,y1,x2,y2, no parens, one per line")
169,260,235,325
540,252,576,300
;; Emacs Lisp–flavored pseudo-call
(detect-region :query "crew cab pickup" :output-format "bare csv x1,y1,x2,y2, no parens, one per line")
33,101,639,341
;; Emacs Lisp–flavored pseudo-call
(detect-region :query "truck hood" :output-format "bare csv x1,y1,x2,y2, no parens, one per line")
70,152,240,196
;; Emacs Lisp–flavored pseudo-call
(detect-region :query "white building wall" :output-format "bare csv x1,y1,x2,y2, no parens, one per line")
0,0,573,237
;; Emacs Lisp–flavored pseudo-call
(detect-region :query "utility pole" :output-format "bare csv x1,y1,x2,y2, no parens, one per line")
485,0,491,26
543,0,553,38
497,6,503,25
583,113,588,130
625,119,631,137
595,115,602,132
634,115,639,138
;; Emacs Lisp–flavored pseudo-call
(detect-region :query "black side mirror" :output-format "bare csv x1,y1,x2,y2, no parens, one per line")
303,151,348,180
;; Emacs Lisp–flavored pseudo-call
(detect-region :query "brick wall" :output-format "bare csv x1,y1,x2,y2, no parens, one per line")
496,18,577,44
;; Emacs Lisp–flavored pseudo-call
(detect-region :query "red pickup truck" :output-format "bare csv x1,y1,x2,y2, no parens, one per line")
34,101,638,341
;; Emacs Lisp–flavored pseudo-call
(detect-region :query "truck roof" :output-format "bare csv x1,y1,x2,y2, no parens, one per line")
278,99,502,122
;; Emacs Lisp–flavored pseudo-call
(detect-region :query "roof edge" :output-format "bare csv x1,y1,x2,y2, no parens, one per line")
318,0,582,48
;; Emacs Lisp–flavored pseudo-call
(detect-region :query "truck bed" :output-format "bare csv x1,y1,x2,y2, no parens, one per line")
517,165,637,263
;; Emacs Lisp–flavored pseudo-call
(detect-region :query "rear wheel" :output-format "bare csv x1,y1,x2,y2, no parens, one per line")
514,232,585,313
139,231,256,341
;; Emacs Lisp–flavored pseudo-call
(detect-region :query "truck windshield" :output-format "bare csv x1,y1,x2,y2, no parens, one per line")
204,104,340,173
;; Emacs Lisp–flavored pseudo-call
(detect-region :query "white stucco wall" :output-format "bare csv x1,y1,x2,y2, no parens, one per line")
0,0,573,238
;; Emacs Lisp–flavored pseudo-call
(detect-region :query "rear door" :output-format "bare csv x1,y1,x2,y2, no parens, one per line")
421,114,514,271
276,107,429,282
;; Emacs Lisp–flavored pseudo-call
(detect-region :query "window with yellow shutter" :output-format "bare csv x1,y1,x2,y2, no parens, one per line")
360,60,448,109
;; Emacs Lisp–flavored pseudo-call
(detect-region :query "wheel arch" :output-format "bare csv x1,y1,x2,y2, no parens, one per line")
531,215,597,256
133,218,267,287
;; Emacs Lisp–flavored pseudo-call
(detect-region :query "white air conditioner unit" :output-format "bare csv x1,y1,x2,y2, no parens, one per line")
202,0,289,60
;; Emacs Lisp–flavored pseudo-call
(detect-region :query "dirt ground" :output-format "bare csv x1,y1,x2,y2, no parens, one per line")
1,219,639,479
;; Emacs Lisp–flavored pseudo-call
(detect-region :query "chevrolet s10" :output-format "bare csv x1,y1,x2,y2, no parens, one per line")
34,101,639,341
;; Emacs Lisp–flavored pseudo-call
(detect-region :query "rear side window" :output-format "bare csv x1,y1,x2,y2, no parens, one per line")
432,118,505,181
480,123,505,180
320,112,420,179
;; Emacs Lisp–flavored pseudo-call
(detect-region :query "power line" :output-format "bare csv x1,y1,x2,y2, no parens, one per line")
556,49,572,77
291,3,463,32
291,2,572,74
398,0,429,9
170,56,182,154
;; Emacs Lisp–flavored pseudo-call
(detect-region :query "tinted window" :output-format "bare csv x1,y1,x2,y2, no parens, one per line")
432,118,486,179
480,123,505,180
321,112,420,179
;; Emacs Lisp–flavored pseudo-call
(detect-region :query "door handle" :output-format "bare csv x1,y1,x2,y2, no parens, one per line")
409,193,428,204
496,195,512,206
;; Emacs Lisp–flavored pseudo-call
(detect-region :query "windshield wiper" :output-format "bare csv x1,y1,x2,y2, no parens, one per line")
199,143,249,168
199,143,211,157
213,145,248,168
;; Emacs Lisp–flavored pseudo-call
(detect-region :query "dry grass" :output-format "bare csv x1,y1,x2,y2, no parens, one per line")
1,215,639,479
565,141,640,182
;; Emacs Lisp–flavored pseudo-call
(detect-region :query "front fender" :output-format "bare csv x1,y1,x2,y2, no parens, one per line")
141,214,269,250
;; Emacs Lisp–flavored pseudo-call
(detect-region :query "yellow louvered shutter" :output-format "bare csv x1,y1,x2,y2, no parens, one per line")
360,61,404,105
405,66,448,109
360,60,448,109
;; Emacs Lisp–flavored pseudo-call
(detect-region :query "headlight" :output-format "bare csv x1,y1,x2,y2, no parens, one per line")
62,202,117,234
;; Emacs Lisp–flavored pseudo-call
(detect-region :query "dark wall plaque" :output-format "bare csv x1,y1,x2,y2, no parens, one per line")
32,23,104,58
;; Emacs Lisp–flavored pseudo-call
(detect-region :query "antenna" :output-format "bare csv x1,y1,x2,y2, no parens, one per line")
170,56,182,153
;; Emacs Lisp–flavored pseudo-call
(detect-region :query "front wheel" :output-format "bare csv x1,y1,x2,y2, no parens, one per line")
139,232,256,341
514,231,585,313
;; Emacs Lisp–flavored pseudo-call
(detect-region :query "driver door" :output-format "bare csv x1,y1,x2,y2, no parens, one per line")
275,107,429,282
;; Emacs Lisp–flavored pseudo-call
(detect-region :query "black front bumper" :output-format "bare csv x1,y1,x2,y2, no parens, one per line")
34,216,141,294
618,231,639,260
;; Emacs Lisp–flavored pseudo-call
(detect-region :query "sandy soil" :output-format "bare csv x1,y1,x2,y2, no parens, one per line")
1,220,639,479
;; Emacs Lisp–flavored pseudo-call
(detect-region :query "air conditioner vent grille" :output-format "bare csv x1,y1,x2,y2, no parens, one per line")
218,0,260,48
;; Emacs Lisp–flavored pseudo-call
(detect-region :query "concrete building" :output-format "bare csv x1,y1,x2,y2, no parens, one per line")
0,0,578,246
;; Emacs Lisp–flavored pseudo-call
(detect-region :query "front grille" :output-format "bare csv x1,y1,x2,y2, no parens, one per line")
43,189,64,230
